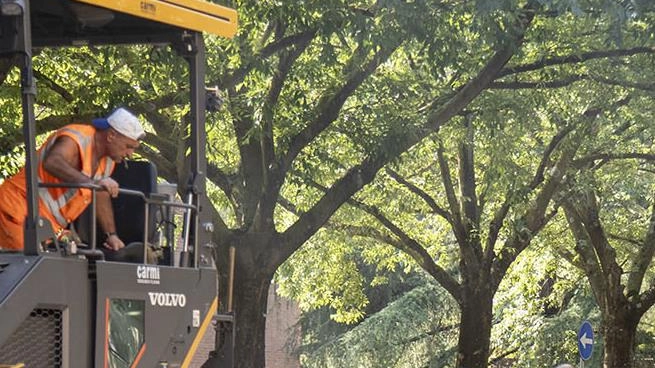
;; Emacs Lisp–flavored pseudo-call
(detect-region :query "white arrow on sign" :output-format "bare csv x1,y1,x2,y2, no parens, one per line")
579,332,593,348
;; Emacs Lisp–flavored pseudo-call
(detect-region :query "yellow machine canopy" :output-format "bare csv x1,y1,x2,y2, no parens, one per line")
27,0,237,47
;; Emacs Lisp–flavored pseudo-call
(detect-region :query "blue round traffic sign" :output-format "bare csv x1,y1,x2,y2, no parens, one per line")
577,320,594,360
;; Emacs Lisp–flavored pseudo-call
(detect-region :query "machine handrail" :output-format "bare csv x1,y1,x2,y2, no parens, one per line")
38,182,197,264
39,182,197,209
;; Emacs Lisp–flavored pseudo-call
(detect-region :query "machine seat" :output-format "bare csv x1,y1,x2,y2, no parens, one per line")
74,160,161,263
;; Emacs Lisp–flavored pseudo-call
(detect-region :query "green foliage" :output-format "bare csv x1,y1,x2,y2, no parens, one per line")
293,265,428,356
301,280,459,368
277,226,435,324
637,306,655,362
494,242,600,366
0,68,22,159
0,144,24,179
277,230,369,323
495,285,603,367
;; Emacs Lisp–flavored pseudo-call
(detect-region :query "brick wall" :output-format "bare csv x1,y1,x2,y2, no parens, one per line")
265,284,301,368
190,324,216,367
189,283,301,368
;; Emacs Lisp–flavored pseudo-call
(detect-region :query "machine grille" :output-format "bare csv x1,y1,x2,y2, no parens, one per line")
0,308,63,368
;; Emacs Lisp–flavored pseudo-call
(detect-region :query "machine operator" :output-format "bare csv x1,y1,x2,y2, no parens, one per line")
0,107,145,251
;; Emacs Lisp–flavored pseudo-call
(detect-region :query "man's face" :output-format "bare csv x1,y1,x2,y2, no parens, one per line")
108,129,140,162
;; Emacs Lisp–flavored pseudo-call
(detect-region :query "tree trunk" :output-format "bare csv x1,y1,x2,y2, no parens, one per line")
232,270,272,368
204,234,279,368
456,283,493,368
602,310,638,368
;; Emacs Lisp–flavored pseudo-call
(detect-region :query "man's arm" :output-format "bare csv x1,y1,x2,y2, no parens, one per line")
43,135,124,250
43,136,119,194
96,192,125,250
42,136,90,183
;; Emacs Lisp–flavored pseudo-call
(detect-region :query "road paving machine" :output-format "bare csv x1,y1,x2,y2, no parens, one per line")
0,1,237,367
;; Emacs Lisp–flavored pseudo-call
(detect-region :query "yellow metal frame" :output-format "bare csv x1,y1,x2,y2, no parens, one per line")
73,0,237,38
181,297,218,368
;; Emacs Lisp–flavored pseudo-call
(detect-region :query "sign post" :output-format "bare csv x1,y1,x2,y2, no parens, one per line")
577,320,594,367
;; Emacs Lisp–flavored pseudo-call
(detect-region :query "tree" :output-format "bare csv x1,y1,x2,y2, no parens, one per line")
278,2,655,367
559,137,655,366
331,98,588,367
196,1,536,366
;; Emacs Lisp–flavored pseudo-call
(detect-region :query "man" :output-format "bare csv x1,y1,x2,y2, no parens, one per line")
0,107,146,251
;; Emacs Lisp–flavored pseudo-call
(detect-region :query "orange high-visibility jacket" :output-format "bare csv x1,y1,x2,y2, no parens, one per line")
0,124,115,250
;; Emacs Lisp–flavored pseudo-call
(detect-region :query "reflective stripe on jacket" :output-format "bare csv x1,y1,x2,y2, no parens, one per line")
37,125,115,227
0,124,115,242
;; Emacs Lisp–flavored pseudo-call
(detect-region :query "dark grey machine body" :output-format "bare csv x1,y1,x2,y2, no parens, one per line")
0,0,237,366
0,254,217,367
0,255,92,367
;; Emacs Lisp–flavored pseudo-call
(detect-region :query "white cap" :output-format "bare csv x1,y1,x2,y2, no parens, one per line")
107,107,146,141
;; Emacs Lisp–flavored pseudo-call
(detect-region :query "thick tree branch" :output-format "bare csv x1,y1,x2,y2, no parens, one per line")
206,197,231,243
346,198,462,302
492,121,583,289
437,144,467,247
626,198,655,298
207,161,233,199
334,223,397,245
492,95,631,285
0,113,97,153
562,199,607,308
385,168,452,224
638,286,655,316
218,30,317,90
483,125,574,264
608,233,641,247
138,106,177,138
457,118,483,264
439,139,481,274
140,144,176,180
489,74,585,89
530,125,576,189
279,42,400,175
261,38,312,164
33,69,75,103
280,193,398,246
576,192,621,275
573,153,655,168
491,74,655,91
225,30,318,229
279,5,535,261
255,33,315,231
497,47,655,78
589,74,655,92
563,185,629,316
280,189,461,300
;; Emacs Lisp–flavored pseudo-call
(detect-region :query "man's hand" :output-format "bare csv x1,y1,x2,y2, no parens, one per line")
104,233,125,251
96,177,120,197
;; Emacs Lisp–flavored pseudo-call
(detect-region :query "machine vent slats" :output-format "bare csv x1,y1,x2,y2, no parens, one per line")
0,308,63,367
